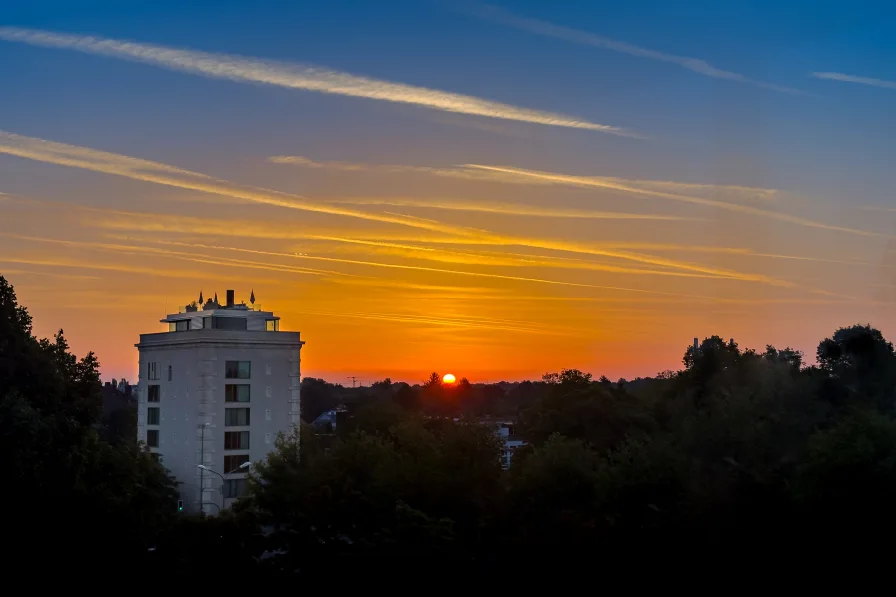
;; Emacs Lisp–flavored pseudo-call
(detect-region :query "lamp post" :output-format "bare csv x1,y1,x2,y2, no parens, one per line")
197,423,210,514
197,462,251,511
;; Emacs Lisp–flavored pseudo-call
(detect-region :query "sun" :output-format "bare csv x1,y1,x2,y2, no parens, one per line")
442,373,456,384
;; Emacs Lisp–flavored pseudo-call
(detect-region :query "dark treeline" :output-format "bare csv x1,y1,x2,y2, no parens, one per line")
4,273,896,574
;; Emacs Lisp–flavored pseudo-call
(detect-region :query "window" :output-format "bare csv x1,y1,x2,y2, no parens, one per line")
265,319,279,331
212,317,247,331
265,364,272,375
224,454,250,473
225,431,249,450
265,386,272,398
225,408,250,426
225,384,251,403
224,478,246,499
147,407,160,425
148,385,160,402
265,408,272,421
202,316,211,329
146,429,159,447
168,319,190,332
225,361,251,379
147,362,159,380
168,365,172,381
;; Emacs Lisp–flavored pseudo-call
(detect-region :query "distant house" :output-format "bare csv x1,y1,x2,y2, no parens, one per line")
495,421,527,470
311,408,346,433
468,418,527,469
100,382,138,443
102,382,136,419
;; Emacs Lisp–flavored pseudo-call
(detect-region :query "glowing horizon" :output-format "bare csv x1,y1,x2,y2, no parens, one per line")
2,4,894,384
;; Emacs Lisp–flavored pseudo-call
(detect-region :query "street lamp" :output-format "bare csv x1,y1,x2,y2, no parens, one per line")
227,461,252,475
197,462,251,511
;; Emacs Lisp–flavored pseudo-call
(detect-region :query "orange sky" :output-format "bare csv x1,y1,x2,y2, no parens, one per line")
2,9,896,384
4,142,894,384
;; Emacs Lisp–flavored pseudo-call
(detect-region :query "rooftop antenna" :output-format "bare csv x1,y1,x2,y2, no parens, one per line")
347,376,358,388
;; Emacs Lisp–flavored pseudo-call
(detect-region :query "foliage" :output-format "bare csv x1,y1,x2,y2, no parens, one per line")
9,268,896,569
0,275,178,570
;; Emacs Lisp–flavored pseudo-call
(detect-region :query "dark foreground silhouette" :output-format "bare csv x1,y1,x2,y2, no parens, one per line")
3,273,894,575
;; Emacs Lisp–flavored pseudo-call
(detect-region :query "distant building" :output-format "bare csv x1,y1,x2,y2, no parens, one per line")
135,288,303,514
496,421,527,469
311,408,345,433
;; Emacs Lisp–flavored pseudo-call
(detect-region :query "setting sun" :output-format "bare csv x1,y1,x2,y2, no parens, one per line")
442,373,456,384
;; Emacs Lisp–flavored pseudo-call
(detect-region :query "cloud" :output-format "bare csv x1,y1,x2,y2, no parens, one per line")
325,196,700,221
115,236,757,300
459,3,801,94
93,213,788,286
0,130,483,236
270,154,779,201
0,130,811,287
0,256,207,280
0,27,632,136
812,72,896,90
460,163,889,239
0,269,101,281
292,309,577,336
303,236,730,279
0,232,351,278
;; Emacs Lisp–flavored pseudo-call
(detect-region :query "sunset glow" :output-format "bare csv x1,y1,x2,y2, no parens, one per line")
1,4,893,384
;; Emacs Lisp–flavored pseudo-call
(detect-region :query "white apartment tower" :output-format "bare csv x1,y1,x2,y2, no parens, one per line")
135,289,303,514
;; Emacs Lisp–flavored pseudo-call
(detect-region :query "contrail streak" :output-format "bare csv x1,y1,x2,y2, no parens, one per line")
324,196,702,221
462,163,890,239
812,71,896,90
0,26,632,135
0,130,812,287
459,3,802,94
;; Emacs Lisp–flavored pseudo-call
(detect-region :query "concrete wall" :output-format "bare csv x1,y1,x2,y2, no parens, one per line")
136,329,302,513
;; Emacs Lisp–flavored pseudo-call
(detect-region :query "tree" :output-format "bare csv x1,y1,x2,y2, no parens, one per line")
0,274,177,570
793,410,896,542
520,369,653,452
764,345,803,370
300,377,343,422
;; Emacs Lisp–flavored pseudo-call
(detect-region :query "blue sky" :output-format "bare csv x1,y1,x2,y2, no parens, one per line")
2,1,895,382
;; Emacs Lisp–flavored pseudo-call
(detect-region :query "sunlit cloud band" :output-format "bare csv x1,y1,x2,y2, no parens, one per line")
0,27,632,135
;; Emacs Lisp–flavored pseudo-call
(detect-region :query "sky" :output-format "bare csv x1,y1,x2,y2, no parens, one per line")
2,0,896,384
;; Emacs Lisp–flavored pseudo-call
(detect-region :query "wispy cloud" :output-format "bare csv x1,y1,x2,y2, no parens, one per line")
812,71,896,90
114,236,758,300
0,233,355,280
293,309,577,336
325,196,700,221
0,27,632,135
0,269,101,281
302,236,727,279
0,130,482,235
270,154,779,202
461,163,889,239
459,3,801,94
92,212,793,287
268,155,511,183
0,131,814,288
0,256,206,280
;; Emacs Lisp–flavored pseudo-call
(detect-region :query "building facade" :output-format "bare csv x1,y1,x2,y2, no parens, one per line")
496,422,527,469
135,289,303,514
